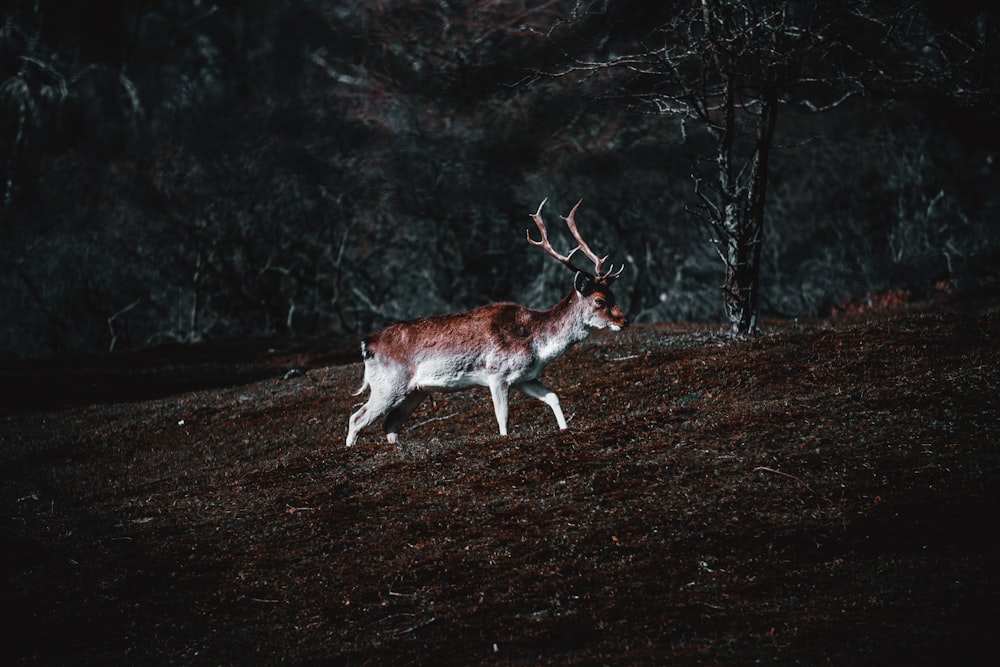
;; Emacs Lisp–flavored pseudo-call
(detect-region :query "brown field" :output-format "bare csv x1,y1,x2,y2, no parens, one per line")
4,296,999,665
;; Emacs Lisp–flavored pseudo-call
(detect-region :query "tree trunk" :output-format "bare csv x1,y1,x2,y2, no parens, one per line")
722,86,778,336
723,232,760,334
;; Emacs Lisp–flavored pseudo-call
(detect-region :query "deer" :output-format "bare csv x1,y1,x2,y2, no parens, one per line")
345,198,628,447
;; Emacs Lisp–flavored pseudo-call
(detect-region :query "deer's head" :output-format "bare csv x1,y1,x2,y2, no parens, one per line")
528,199,628,331
572,271,628,331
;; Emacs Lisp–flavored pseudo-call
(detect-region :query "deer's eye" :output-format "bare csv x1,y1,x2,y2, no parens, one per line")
594,298,606,309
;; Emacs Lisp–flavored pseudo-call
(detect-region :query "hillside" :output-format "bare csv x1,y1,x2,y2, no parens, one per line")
3,297,999,665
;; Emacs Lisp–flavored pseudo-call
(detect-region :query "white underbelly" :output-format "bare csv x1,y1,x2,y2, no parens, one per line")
411,358,489,390
408,350,543,390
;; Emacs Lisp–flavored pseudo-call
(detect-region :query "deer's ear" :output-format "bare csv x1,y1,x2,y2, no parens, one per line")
574,271,594,295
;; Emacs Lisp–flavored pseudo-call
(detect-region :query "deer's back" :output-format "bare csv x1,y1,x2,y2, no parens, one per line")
365,302,539,363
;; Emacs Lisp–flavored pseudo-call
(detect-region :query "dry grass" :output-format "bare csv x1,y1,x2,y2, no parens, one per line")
3,296,999,665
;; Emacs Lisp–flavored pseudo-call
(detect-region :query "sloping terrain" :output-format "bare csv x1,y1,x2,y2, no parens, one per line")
3,298,999,665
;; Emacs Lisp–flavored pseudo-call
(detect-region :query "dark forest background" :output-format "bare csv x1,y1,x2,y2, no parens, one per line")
2,0,998,360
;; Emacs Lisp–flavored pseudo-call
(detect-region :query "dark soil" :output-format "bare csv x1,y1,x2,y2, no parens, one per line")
3,297,999,665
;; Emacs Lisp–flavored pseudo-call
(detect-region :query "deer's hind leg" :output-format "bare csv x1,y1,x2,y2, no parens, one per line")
346,362,408,447
347,400,384,447
382,390,429,444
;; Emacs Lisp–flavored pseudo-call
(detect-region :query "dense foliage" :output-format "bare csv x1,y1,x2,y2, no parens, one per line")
1,1,997,358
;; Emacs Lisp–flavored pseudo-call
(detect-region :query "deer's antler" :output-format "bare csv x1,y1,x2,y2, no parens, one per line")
527,198,623,284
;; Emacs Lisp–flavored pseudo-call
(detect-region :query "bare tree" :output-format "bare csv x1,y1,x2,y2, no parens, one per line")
539,0,998,333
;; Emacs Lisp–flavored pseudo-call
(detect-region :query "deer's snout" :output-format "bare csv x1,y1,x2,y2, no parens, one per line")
612,306,629,329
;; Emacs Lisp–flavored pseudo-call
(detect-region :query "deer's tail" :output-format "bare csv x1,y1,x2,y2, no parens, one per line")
352,339,372,396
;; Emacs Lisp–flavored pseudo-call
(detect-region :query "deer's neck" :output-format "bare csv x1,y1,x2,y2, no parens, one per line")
532,292,591,364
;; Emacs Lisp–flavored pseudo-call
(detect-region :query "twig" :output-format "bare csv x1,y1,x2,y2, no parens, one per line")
410,413,459,431
394,616,436,636
753,466,832,505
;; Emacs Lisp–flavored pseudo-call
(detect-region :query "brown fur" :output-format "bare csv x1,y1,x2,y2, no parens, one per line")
346,281,626,447
366,296,578,365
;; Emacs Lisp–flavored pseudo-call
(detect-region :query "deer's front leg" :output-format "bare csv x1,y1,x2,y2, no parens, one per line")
517,379,568,430
488,378,510,436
